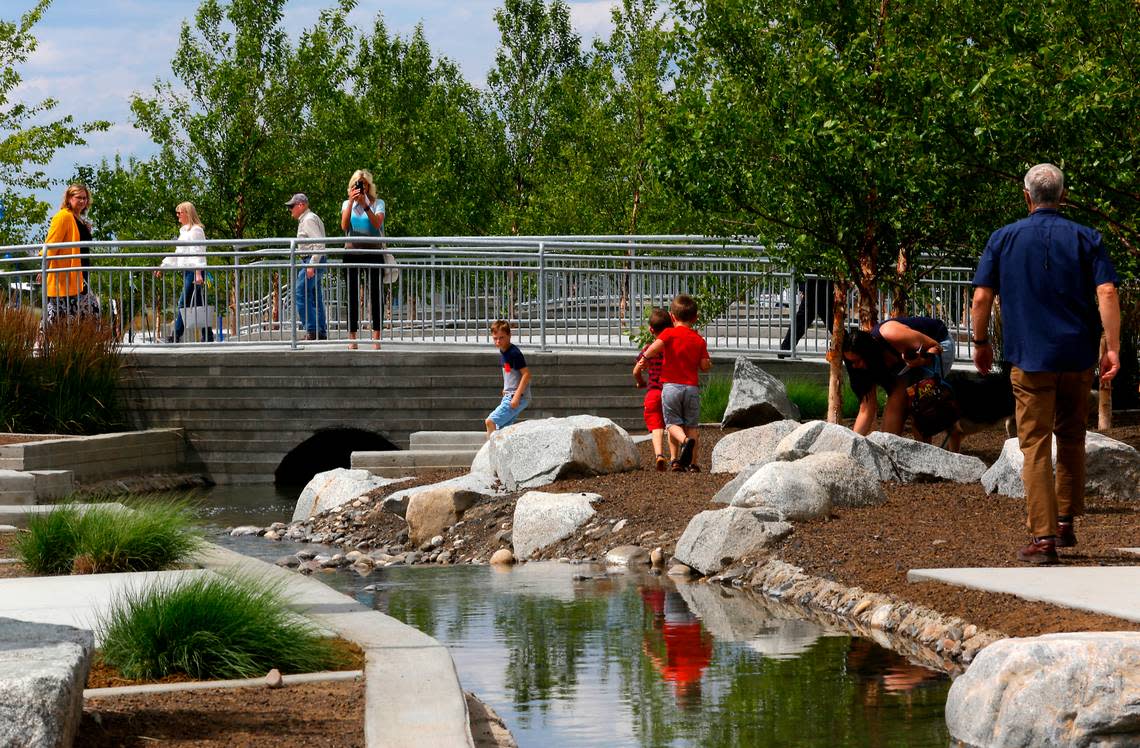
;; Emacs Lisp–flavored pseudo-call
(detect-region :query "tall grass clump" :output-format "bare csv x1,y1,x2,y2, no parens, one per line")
37,315,125,434
99,574,347,681
15,497,203,575
785,378,883,420
700,375,733,422
0,305,39,432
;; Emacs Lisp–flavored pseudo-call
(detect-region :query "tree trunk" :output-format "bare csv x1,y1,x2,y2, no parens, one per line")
826,280,851,423
891,244,910,318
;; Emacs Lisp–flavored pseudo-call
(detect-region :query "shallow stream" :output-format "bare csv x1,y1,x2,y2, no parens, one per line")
212,487,952,747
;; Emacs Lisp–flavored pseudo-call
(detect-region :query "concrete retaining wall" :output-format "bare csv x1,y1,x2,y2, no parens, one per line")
0,429,186,482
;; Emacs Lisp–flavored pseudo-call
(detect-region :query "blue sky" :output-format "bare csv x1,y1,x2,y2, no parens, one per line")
14,0,620,195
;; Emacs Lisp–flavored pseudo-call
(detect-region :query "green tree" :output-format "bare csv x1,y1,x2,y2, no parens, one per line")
0,0,107,243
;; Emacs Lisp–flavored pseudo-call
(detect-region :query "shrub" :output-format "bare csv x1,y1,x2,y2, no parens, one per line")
0,306,39,432
15,498,203,575
99,573,347,681
37,314,125,434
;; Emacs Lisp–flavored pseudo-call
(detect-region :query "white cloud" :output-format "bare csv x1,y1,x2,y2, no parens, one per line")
568,1,618,38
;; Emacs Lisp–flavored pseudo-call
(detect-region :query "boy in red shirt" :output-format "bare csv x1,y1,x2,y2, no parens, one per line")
637,295,712,471
633,308,674,471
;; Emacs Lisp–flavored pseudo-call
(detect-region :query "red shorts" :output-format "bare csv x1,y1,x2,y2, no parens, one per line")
643,388,665,431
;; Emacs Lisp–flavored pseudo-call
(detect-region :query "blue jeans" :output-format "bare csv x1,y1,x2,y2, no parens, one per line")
295,266,327,335
174,271,213,342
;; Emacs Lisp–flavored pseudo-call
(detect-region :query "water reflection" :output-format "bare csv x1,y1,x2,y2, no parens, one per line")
283,559,952,747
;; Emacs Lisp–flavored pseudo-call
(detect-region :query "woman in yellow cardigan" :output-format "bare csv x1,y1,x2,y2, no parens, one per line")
43,184,101,324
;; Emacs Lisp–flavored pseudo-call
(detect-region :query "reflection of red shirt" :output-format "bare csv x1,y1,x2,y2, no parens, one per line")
659,622,713,687
657,326,709,386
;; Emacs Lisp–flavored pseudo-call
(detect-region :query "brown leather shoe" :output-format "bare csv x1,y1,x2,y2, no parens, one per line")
1017,537,1059,565
1056,521,1077,548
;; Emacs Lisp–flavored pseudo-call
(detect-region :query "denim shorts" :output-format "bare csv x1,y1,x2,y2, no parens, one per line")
661,383,700,427
488,393,530,429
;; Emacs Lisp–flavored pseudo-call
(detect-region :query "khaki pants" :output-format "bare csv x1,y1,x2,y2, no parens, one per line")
1011,367,1094,538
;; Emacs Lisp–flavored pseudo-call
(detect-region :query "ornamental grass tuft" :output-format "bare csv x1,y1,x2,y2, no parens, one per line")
98,573,346,681
15,497,203,575
700,375,733,422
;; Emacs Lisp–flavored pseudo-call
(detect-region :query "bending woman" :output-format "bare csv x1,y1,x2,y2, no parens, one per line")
156,202,212,343
43,184,101,325
340,169,386,350
842,316,953,435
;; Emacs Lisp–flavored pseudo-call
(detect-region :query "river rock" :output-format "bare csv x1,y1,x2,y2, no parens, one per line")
946,632,1140,747
490,548,515,565
489,415,639,491
775,420,898,481
728,461,832,520
383,472,504,518
512,491,599,560
720,357,801,429
982,433,1140,500
0,618,93,748
711,420,802,474
404,486,483,547
292,468,411,522
229,526,262,537
673,507,793,575
604,545,651,566
866,432,987,483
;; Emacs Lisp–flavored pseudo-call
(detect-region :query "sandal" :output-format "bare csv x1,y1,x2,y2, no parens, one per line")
669,460,684,473
686,464,701,473
654,454,667,472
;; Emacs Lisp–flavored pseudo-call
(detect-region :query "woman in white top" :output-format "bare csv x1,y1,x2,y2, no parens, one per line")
340,169,386,350
156,202,212,342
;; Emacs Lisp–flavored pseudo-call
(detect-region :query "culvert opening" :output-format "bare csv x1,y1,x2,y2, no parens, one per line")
274,428,396,487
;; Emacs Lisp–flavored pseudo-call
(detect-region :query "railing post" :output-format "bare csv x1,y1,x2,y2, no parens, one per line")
40,243,48,325
538,241,548,351
289,239,298,350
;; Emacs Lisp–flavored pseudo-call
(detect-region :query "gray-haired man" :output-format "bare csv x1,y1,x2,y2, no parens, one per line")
286,193,327,340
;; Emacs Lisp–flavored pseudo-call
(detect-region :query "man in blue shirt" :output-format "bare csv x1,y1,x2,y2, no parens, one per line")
971,163,1121,564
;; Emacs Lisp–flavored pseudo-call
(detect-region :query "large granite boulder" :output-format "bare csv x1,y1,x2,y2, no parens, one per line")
775,421,898,481
728,461,832,521
710,449,809,504
946,632,1140,748
293,468,410,522
405,486,483,547
721,357,801,428
793,452,888,508
710,419,801,474
673,507,793,575
512,491,599,560
382,472,504,518
489,415,639,491
0,618,93,748
867,432,987,484
471,441,492,476
982,432,1140,500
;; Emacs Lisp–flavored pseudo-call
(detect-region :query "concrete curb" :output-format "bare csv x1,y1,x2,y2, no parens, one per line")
194,543,474,748
85,669,363,698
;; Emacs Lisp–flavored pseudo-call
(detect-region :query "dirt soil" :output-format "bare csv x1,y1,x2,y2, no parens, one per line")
351,418,1140,640
78,680,364,747
0,433,72,446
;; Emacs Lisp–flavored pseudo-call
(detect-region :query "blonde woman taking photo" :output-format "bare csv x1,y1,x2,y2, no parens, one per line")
340,169,386,349
43,184,101,324
155,202,213,342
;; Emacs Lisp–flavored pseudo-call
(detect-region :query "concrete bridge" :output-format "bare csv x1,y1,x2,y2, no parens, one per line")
120,347,827,485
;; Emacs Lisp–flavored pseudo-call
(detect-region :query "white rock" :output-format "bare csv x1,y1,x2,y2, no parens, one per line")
946,632,1140,748
0,619,93,748
728,461,832,521
711,419,802,474
721,357,801,428
229,526,261,537
512,491,599,560
292,468,411,522
611,519,628,534
604,545,651,566
383,472,504,518
867,431,987,483
265,668,283,688
673,507,793,575
793,452,887,508
982,432,1140,500
775,421,898,481
710,449,810,504
488,415,639,491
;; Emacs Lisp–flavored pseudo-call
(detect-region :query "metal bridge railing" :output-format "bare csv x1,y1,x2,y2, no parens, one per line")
0,235,980,359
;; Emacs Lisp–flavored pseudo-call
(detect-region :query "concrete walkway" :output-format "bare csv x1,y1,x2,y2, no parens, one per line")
908,566,1140,623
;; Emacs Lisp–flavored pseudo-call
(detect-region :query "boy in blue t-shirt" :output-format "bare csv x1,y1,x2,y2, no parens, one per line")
485,320,532,436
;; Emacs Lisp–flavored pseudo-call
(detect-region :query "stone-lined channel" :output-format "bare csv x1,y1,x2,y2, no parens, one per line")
209,486,951,747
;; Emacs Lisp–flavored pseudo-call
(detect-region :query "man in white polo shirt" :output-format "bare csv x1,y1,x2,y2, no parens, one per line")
286,193,327,340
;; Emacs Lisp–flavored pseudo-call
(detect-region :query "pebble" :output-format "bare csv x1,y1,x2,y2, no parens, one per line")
229,526,262,537
611,519,628,534
650,547,664,566
490,549,514,565
264,530,281,541
275,556,300,568
667,564,693,577
265,669,283,688
637,530,655,541
430,535,444,548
